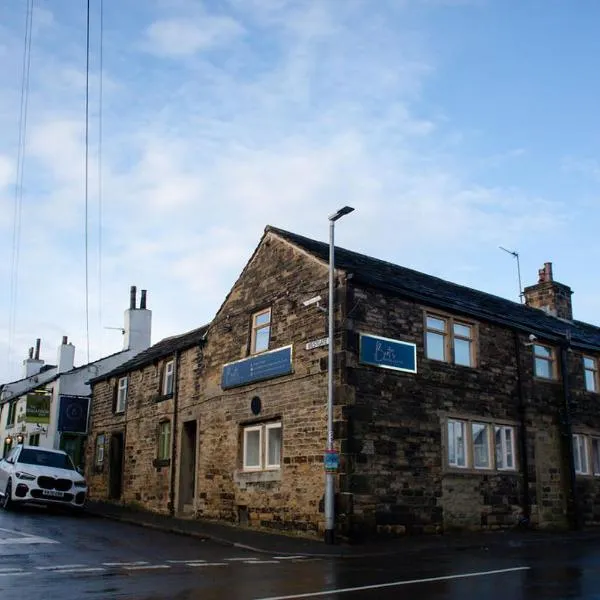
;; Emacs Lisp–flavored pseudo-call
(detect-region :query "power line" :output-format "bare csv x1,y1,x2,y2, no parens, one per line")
8,0,34,372
84,0,91,363
98,0,104,329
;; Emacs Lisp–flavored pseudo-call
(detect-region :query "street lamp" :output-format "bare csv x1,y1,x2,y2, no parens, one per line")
325,205,354,544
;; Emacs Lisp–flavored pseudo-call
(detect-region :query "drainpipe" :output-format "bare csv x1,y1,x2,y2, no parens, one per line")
514,331,531,526
169,350,181,517
559,333,580,530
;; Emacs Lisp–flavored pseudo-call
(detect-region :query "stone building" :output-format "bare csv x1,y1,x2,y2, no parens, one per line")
86,227,600,539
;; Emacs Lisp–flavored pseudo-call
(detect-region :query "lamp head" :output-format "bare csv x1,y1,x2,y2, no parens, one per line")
329,206,355,222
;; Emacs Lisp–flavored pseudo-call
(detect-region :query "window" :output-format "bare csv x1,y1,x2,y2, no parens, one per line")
573,434,589,475
163,360,174,396
426,314,475,367
251,309,271,354
28,434,40,447
533,344,556,379
447,419,466,467
495,426,515,470
584,357,598,393
116,377,128,413
158,421,171,461
95,434,105,466
472,422,491,469
242,421,282,471
446,418,516,471
592,438,600,476
6,401,16,428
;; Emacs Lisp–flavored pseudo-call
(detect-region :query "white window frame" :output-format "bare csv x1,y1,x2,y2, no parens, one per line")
573,434,589,475
592,438,600,477
447,419,467,468
583,356,598,393
243,425,263,471
533,343,556,380
163,360,175,396
116,377,128,413
251,309,271,354
446,418,516,472
495,425,516,471
95,434,105,466
265,422,282,470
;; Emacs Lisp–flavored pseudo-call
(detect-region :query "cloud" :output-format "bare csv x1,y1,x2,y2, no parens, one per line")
144,16,244,57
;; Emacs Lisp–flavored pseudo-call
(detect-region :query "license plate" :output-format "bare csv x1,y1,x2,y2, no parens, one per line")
41,490,64,498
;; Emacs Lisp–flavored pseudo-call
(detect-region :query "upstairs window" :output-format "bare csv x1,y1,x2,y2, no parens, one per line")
6,401,16,428
115,377,128,413
163,360,175,396
426,314,475,367
251,309,271,354
533,344,556,379
584,357,598,393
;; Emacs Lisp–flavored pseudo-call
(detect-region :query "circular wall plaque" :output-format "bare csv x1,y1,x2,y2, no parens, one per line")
250,396,262,415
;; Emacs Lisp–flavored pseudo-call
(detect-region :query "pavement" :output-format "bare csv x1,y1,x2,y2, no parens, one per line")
85,500,600,559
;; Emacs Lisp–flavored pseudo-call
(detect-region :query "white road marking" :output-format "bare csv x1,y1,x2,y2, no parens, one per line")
167,559,206,564
226,557,259,561
273,556,307,560
36,564,87,571
123,564,171,571
186,562,228,567
254,566,532,600
102,561,149,567
51,567,106,574
0,568,24,573
0,571,30,577
0,536,58,545
245,560,280,565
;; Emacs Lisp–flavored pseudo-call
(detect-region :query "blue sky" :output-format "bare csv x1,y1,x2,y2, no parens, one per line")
0,0,598,381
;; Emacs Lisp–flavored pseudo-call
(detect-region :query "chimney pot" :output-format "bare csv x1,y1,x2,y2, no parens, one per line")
140,289,147,310
34,338,41,360
29,347,34,359
62,336,68,345
130,285,137,310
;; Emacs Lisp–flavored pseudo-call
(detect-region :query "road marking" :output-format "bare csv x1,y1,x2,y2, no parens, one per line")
245,560,280,565
225,557,259,561
186,562,228,567
123,564,171,571
36,564,87,571
254,566,532,600
0,536,58,545
167,559,206,564
51,567,106,574
102,561,149,567
0,571,30,577
0,568,24,573
273,556,307,560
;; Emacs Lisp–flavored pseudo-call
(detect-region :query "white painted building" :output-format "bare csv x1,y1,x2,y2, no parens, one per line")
0,286,152,468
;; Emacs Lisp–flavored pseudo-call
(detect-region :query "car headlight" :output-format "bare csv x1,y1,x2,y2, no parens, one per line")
74,479,87,488
15,471,36,481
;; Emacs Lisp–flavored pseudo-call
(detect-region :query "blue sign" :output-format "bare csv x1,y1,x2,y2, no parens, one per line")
222,345,293,389
324,450,340,472
359,333,417,373
58,395,90,434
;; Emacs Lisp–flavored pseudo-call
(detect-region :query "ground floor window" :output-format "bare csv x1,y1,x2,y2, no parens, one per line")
158,421,171,461
242,420,282,471
572,433,600,476
446,417,516,471
28,433,40,446
95,434,105,467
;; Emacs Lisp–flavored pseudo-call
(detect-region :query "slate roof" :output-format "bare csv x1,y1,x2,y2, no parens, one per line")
267,226,600,351
90,324,209,384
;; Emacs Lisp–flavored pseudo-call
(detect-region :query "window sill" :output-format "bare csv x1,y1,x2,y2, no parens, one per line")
153,458,171,469
155,393,174,402
533,376,559,383
444,467,518,476
234,469,282,485
425,357,477,369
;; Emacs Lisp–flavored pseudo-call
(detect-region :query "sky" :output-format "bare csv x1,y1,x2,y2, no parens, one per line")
0,0,599,382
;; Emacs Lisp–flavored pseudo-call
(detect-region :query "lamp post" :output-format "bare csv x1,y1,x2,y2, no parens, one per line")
325,205,354,545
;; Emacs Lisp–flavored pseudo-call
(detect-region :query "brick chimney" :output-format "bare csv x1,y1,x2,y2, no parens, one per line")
523,262,573,320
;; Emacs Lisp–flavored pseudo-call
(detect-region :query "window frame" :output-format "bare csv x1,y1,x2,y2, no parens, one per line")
425,312,476,368
573,433,589,475
241,420,282,472
163,360,175,396
95,434,105,467
28,433,40,447
447,419,467,468
495,425,516,471
592,437,600,477
583,356,598,393
445,416,517,472
6,401,16,428
158,421,171,461
250,308,271,355
533,343,557,380
116,377,128,414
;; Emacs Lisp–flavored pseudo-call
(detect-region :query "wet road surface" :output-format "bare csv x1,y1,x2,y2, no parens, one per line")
1,506,600,599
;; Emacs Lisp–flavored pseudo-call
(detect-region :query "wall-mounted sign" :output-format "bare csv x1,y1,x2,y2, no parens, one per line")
221,345,293,390
306,337,329,351
359,333,417,374
58,395,90,434
21,393,51,424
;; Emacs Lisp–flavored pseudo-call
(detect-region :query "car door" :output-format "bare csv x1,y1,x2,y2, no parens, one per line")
0,448,18,491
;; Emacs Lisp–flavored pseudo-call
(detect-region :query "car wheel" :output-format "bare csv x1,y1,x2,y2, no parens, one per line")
2,480,13,510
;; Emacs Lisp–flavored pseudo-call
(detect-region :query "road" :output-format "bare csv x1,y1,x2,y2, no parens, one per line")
1,506,600,599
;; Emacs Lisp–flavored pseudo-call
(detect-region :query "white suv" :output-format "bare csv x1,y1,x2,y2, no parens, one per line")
0,445,87,511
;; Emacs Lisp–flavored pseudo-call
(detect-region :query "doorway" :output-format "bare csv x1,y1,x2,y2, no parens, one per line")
60,434,85,471
178,420,197,514
109,432,124,500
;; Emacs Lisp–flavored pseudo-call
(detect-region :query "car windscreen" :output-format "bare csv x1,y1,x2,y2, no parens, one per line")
17,448,76,471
